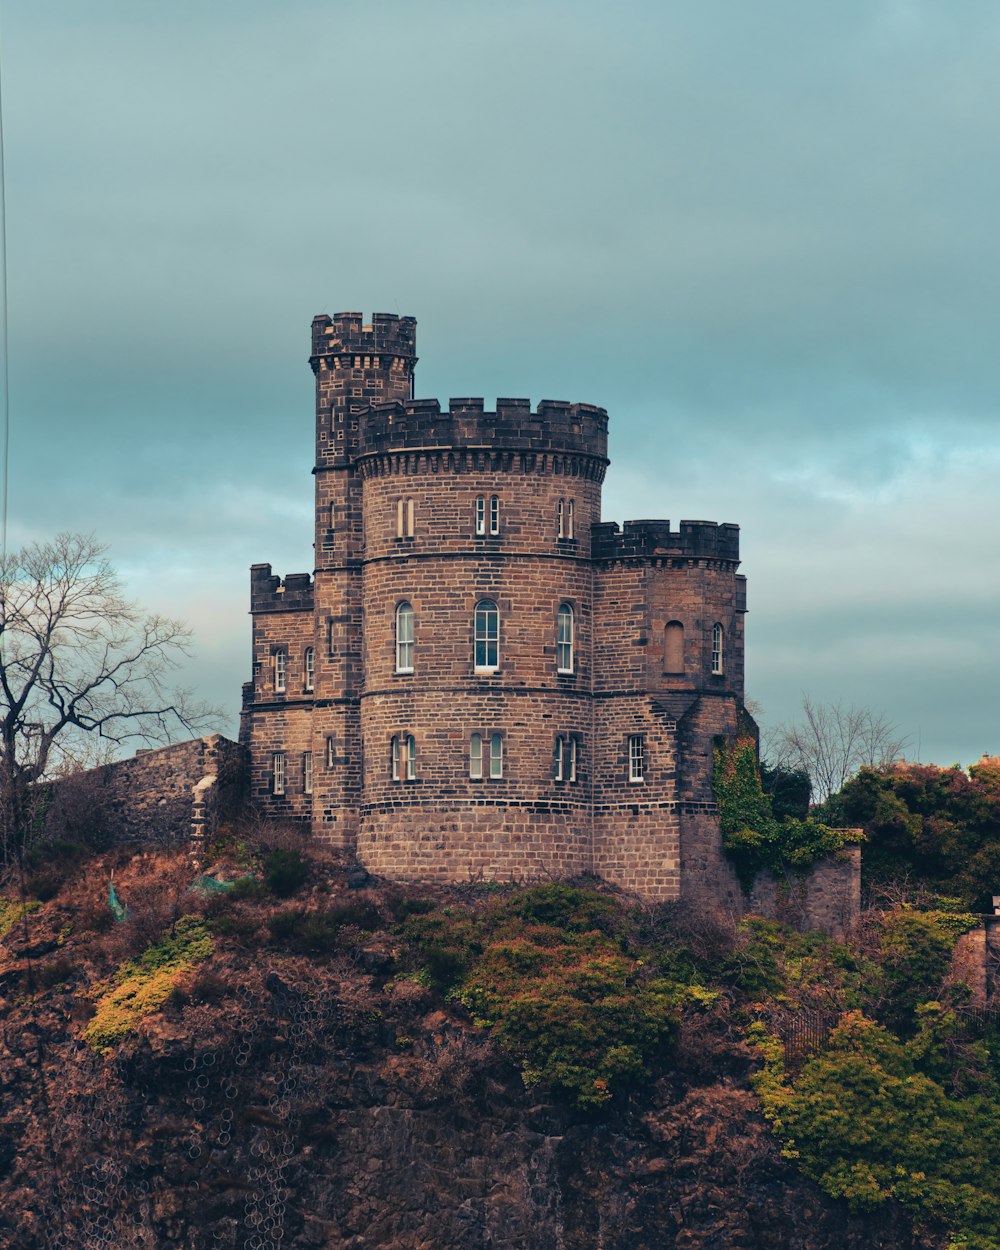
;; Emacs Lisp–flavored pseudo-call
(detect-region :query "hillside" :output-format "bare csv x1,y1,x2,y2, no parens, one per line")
0,828,996,1250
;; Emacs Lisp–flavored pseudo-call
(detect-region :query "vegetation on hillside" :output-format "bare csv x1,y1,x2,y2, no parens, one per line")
815,757,1000,912
714,736,864,888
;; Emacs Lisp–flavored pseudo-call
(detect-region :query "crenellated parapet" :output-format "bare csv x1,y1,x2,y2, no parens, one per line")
356,397,609,461
310,312,417,368
249,564,315,613
592,519,740,563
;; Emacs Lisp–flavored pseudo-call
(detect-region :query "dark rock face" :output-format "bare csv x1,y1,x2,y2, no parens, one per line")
0,979,941,1250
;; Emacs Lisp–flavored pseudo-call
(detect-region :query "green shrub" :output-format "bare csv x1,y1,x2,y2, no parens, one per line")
0,897,41,941
751,1011,1000,1249
263,849,308,897
269,901,380,955
714,738,862,889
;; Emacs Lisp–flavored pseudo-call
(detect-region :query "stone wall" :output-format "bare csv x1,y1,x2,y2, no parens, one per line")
748,845,862,941
45,735,245,850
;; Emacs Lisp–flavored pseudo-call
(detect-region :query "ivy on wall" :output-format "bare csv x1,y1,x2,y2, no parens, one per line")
713,737,863,891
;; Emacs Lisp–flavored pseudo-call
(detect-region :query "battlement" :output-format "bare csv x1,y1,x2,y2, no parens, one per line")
592,519,740,563
250,564,315,614
358,397,609,460
310,311,417,362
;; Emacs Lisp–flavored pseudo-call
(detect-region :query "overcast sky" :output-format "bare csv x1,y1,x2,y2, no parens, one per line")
2,0,997,767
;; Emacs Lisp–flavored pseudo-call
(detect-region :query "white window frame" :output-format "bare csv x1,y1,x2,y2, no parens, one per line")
304,646,314,692
272,751,286,796
556,603,574,674
391,735,401,781
555,734,578,783
711,623,724,675
628,735,645,783
567,498,575,539
404,733,416,781
557,498,565,538
489,494,500,535
475,495,486,535
303,751,313,795
470,733,483,779
474,599,499,672
395,602,414,673
273,651,286,693
489,732,503,779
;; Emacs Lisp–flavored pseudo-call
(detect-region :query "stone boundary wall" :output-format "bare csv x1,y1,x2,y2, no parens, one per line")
748,844,862,941
45,735,246,851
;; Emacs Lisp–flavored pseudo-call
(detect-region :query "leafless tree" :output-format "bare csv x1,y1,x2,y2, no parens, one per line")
765,694,909,804
0,533,216,863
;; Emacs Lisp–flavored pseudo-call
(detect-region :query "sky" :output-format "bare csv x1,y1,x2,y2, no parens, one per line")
1,0,997,768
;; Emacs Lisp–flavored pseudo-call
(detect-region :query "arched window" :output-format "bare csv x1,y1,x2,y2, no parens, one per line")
664,622,684,674
404,734,416,780
567,498,575,539
557,498,565,538
711,623,724,675
489,733,503,779
470,733,483,779
474,599,499,671
395,602,414,673
475,495,486,535
304,646,315,692
490,495,500,535
556,603,574,673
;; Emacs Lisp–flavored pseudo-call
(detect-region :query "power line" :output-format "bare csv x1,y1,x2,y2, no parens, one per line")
0,22,8,559
0,10,9,557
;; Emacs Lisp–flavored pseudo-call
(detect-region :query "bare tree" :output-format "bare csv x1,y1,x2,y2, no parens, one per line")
0,533,216,863
765,694,908,804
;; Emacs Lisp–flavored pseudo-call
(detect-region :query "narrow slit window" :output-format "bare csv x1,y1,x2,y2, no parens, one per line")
272,752,285,795
556,603,574,673
557,498,565,538
396,499,405,538
391,735,401,781
303,752,313,795
474,599,499,671
664,622,684,673
711,623,724,675
470,733,483,779
404,734,416,780
475,495,486,535
406,498,415,537
567,735,578,782
489,733,503,779
395,602,414,673
567,499,575,538
304,647,314,692
628,735,645,783
326,736,335,768
273,651,286,693
490,495,500,535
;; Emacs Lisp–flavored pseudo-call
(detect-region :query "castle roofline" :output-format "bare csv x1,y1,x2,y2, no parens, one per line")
593,519,740,562
357,397,609,459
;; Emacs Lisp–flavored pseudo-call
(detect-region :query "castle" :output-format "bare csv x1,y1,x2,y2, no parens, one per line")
239,311,751,904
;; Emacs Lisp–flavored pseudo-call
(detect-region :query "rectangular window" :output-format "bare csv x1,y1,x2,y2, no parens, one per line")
273,651,286,693
490,495,500,535
326,736,335,768
628,735,645,783
470,733,483,779
272,752,286,796
475,495,486,535
489,733,503,779
303,752,313,795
